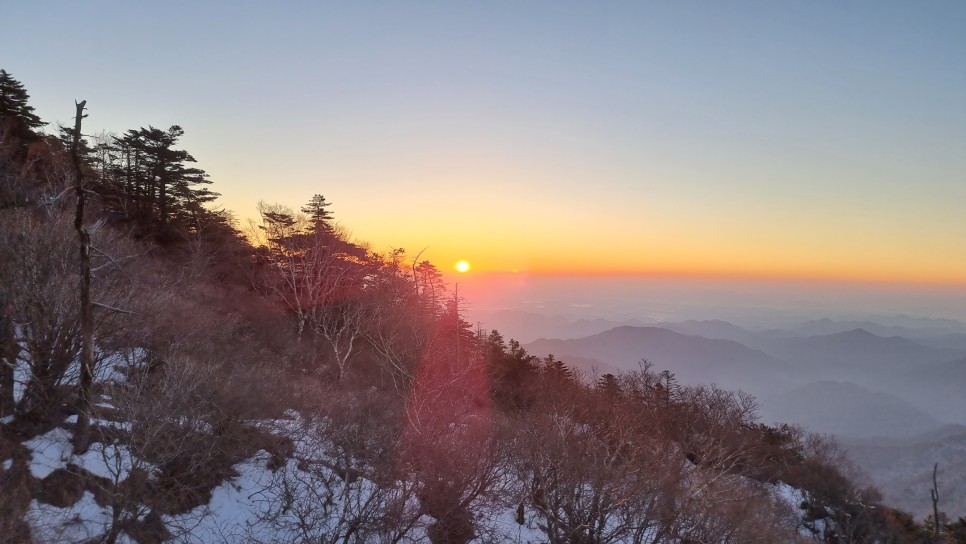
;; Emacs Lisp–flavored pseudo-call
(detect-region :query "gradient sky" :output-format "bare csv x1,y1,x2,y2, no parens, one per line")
3,1,965,285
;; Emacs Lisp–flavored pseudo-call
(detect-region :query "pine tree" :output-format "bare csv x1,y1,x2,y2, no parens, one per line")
56,124,92,161
597,373,621,397
543,354,574,382
112,125,216,227
0,69,45,129
301,193,334,234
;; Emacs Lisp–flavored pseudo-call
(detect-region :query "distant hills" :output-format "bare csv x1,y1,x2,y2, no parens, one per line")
758,380,943,438
507,311,966,433
507,311,966,522
795,316,966,338
755,328,963,385
476,309,652,344
525,326,799,397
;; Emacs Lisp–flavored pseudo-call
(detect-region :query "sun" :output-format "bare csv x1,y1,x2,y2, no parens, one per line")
455,260,471,273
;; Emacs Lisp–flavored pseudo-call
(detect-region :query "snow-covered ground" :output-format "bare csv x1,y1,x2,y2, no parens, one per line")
16,417,541,543
6,348,818,543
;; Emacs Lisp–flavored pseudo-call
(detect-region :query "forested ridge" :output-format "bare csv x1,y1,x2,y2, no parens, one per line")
1,69,962,543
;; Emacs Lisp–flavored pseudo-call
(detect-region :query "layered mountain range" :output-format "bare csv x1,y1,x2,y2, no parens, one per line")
486,310,966,518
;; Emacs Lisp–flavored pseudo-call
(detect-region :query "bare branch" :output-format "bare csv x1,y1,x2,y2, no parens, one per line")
92,301,134,315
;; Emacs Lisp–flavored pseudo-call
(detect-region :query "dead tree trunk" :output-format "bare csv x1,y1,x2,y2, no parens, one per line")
71,100,94,453
931,462,942,536
0,289,15,417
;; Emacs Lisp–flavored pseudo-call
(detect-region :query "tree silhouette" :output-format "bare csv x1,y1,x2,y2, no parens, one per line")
0,70,45,130
301,193,334,234
110,125,215,228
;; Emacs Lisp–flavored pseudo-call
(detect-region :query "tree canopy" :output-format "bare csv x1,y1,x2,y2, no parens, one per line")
0,69,44,130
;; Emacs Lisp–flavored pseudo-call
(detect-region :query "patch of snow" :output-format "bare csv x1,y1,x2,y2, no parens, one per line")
13,354,31,404
773,482,806,509
60,360,81,386
164,450,279,543
3,459,12,470
26,427,152,482
1,415,13,424
477,504,547,543
95,352,131,384
92,417,132,431
26,428,74,479
75,441,140,481
26,491,137,544
65,414,132,431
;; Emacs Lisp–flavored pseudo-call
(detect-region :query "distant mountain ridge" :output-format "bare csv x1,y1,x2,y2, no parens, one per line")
512,313,966,521
756,328,965,385
758,380,945,438
796,316,966,337
476,309,652,343
525,326,799,397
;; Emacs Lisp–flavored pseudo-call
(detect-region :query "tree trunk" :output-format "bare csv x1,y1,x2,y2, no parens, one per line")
932,462,941,536
0,289,16,417
71,100,95,454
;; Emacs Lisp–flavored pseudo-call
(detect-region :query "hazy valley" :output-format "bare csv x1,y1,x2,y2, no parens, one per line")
480,309,966,517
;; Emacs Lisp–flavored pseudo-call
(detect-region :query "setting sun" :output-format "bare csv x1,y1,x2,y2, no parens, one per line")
455,260,471,273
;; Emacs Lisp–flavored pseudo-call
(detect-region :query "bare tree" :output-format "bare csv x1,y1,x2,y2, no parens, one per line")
0,209,83,420
249,203,369,381
361,249,442,396
0,286,16,417
253,389,425,544
395,311,507,544
507,364,800,544
511,382,672,543
931,462,942,537
70,100,96,453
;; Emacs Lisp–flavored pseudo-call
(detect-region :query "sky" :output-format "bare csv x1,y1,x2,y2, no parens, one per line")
3,1,965,293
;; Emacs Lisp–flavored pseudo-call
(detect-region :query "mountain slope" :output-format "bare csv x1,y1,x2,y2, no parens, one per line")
841,424,966,517
653,319,794,350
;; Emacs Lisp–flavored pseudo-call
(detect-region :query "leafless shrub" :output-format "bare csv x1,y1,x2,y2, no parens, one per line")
0,208,143,422
507,364,802,544
251,388,424,544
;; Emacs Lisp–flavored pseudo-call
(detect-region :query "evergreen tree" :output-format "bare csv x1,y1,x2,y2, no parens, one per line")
113,125,216,227
415,260,446,312
301,193,334,234
0,69,45,129
56,123,92,162
597,373,621,397
543,354,574,382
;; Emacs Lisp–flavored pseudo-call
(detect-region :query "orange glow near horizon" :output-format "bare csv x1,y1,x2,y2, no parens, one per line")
321,191,966,289
229,184,966,290
434,256,966,290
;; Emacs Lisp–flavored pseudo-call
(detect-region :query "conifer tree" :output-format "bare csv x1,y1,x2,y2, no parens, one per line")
301,193,334,234
113,125,216,227
0,70,45,129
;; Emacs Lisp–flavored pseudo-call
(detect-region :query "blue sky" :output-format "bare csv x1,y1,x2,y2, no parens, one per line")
3,1,965,283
